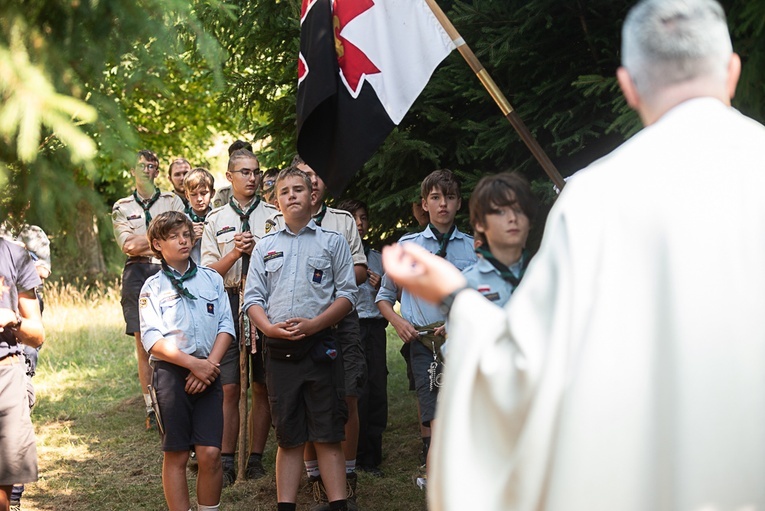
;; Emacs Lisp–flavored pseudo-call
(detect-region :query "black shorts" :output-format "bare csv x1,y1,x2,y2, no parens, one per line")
121,262,160,335
336,310,367,397
400,343,416,391
221,289,267,386
153,361,224,452
410,340,442,427
265,331,347,448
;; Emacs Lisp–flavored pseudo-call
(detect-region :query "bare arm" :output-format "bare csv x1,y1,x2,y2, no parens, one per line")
0,290,44,348
122,234,151,255
377,299,419,343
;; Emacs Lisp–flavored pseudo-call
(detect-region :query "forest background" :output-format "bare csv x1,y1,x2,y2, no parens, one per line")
1,0,764,280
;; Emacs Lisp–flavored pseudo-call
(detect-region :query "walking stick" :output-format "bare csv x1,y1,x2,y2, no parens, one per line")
424,0,567,192
237,252,251,483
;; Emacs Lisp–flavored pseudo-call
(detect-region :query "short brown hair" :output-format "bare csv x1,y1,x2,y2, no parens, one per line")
420,169,460,199
137,149,158,164
228,148,259,173
168,157,191,177
276,166,312,190
146,211,194,260
469,172,537,246
184,167,215,193
336,199,367,217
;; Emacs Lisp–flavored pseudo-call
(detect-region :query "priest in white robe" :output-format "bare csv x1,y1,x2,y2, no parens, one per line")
383,0,765,510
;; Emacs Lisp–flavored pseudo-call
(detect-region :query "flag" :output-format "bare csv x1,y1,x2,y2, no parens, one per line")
297,0,456,196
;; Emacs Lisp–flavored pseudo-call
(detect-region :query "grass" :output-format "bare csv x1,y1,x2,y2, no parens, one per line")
22,281,428,511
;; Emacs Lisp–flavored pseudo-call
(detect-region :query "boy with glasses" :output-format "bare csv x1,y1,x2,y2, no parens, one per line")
112,149,185,430
201,148,278,485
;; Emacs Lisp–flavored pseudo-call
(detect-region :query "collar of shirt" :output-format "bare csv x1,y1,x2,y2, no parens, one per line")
424,224,465,241
284,218,319,236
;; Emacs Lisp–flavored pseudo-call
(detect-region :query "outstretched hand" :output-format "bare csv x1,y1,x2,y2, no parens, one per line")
382,243,467,305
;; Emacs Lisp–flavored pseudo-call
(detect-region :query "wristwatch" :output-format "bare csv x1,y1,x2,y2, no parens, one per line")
438,285,470,316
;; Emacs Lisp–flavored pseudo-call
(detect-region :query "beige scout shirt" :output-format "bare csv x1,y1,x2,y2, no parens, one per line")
112,191,185,258
201,197,278,288
212,185,232,209
271,206,367,267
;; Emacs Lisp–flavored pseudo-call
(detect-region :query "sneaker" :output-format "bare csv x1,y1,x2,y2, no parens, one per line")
309,475,329,511
222,463,236,488
413,475,427,490
245,457,266,480
145,410,158,432
9,500,20,511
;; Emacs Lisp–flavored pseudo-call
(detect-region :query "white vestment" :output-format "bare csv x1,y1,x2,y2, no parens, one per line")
432,98,765,511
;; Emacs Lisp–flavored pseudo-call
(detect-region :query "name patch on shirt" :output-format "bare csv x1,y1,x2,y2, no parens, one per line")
207,303,215,315
482,292,500,302
312,269,324,283
127,214,143,221
264,251,284,262
216,226,235,236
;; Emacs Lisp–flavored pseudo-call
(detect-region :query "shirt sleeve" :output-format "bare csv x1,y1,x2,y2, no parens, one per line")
215,275,236,337
375,273,399,305
243,243,269,313
138,280,164,353
14,247,41,293
200,219,222,267
331,235,358,306
111,204,133,251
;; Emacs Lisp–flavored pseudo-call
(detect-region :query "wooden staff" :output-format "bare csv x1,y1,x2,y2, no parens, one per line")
237,253,250,483
424,0,567,192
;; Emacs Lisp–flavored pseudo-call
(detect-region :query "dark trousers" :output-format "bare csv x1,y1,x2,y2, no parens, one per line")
356,317,389,468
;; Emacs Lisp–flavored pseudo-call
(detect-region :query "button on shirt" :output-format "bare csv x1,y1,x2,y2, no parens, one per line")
243,220,357,324
139,265,236,360
357,248,384,319
201,198,278,288
376,225,476,328
112,191,185,258
462,256,524,308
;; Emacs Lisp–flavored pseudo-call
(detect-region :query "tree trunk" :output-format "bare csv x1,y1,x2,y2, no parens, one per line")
75,199,107,277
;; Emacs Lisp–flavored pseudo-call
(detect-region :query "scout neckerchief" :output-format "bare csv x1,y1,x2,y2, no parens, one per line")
363,244,370,257
177,194,191,215
189,207,210,223
161,259,198,300
429,223,456,258
313,202,328,226
475,246,530,288
133,188,161,228
228,196,260,233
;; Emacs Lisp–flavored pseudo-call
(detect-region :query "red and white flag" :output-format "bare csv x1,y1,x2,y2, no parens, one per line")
297,0,455,196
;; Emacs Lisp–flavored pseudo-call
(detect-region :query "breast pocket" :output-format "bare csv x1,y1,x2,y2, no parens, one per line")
159,294,192,351
451,258,475,271
217,231,236,253
307,256,333,285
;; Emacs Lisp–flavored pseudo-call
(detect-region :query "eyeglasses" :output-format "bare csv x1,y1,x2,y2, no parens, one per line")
137,163,158,171
230,168,261,178
264,179,276,187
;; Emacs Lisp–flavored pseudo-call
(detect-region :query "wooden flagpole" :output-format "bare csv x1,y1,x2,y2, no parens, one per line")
236,254,250,483
423,0,567,191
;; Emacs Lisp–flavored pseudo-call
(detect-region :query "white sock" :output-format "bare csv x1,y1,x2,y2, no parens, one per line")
143,394,153,414
304,459,320,478
346,459,356,474
198,504,220,511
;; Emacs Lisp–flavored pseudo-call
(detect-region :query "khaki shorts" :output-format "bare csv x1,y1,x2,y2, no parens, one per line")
0,358,38,485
